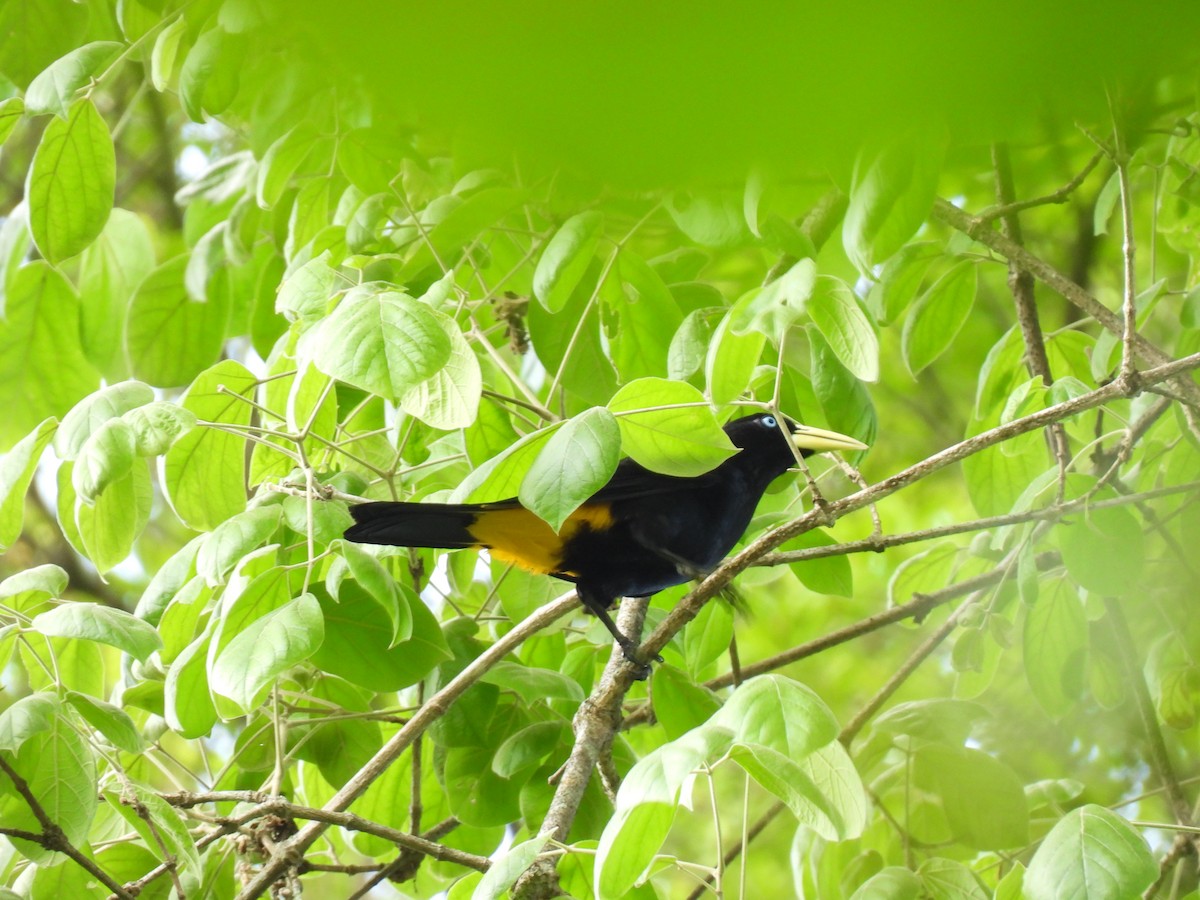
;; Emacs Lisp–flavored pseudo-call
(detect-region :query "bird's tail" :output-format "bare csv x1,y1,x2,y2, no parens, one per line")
344,501,481,549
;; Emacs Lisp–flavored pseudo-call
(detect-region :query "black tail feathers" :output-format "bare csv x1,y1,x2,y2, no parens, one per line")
344,501,480,549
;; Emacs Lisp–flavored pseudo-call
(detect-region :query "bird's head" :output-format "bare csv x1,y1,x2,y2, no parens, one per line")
724,412,868,463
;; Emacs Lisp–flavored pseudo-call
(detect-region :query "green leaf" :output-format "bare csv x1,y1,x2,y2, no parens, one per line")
1059,502,1144,596
0,564,67,607
106,785,202,892
123,401,197,456
668,309,714,381
330,540,408,643
72,417,137,503
397,186,526,280
454,425,559,503
163,360,256,531
336,126,416,195
150,14,187,90
652,664,722,739
608,377,737,476
472,838,547,900
65,691,146,753
730,258,817,337
611,250,684,380
56,381,154,461
0,708,95,865
519,407,621,530
196,506,283,587
729,742,851,837
918,858,988,900
0,97,24,146
902,262,977,374
255,124,313,209
311,285,452,400
30,602,162,662
849,867,922,900
810,326,877,460
211,592,324,710
277,250,337,322
77,208,156,380
481,662,585,704
492,722,564,778
682,598,734,674
913,743,1029,849
26,98,114,263
782,528,854,597
807,276,879,382
0,418,58,551
667,190,747,247
843,137,943,274
0,264,98,449
75,457,152,572
1025,805,1156,900
1024,578,1088,717
398,313,483,429
705,310,765,405
126,256,232,388
25,41,122,118
714,675,840,755
868,241,939,324
596,802,677,898
533,211,603,312
179,25,242,122
0,692,58,752
311,582,450,691
165,630,217,738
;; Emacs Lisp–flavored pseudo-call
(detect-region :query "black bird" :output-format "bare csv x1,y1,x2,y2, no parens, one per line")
345,413,867,667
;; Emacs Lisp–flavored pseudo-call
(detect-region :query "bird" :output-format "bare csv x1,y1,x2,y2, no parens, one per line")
344,413,867,671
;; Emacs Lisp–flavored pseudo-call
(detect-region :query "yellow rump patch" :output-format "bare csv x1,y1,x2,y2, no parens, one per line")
467,503,614,576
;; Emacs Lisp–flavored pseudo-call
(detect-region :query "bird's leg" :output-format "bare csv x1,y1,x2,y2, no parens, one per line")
577,588,663,677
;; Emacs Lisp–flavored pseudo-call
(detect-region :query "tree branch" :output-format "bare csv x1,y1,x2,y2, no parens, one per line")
0,756,134,899
234,592,580,899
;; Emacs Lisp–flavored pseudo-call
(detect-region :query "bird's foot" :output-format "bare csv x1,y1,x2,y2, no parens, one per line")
617,638,662,681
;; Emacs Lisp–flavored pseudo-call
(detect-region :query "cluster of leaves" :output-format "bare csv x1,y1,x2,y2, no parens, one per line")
0,0,1198,898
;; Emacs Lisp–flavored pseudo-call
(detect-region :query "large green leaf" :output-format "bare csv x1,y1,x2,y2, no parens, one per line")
26,98,114,263
125,256,232,388
913,743,1029,849
1059,501,1144,596
705,310,764,405
31,601,162,662
902,262,977,375
0,264,98,450
807,275,879,382
211,592,324,710
532,211,602,312
608,377,737,476
1023,577,1088,717
610,250,683,380
398,313,483,429
1025,806,1156,900
77,209,156,380
24,41,122,118
843,137,943,274
55,381,154,461
163,360,256,531
0,418,58,551
518,407,621,530
310,285,452,400
0,707,96,865
310,582,450,691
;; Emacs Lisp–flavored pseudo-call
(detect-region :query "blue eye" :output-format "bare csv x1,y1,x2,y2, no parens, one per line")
762,415,777,428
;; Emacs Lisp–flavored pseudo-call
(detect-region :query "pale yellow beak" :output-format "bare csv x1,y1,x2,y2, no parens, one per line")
790,424,869,453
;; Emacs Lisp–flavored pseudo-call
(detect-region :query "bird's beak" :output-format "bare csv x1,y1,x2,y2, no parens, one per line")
790,424,869,453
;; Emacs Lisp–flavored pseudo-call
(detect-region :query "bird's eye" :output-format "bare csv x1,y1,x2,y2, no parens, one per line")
762,415,777,428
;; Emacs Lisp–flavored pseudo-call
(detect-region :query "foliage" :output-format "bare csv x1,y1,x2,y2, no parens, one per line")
0,2,1198,899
